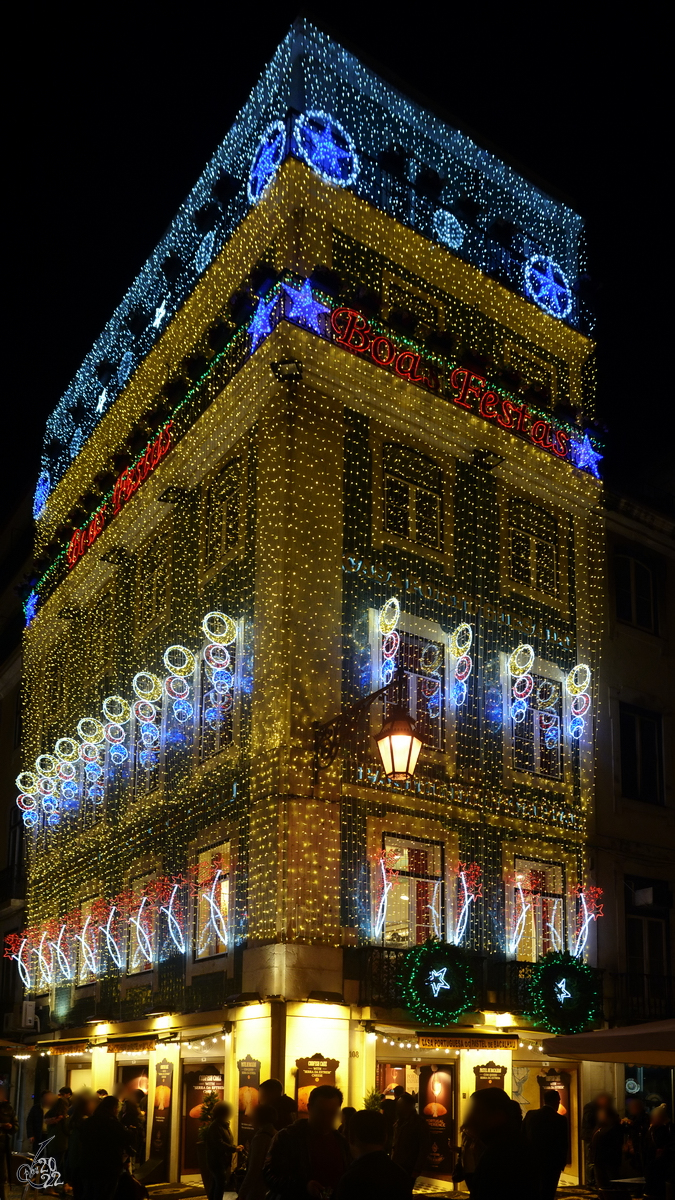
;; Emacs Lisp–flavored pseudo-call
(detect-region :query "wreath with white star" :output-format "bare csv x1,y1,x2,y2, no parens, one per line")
525,950,601,1035
398,939,476,1025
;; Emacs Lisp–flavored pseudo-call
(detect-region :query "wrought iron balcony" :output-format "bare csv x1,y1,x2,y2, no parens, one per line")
344,945,537,1013
609,973,675,1025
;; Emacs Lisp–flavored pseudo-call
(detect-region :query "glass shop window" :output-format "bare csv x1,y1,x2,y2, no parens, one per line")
620,704,664,805
381,628,445,751
508,499,558,598
512,673,563,780
127,875,155,976
137,534,169,633
383,444,443,551
195,841,230,960
203,458,242,572
513,857,565,962
615,554,656,633
77,898,98,986
381,834,444,946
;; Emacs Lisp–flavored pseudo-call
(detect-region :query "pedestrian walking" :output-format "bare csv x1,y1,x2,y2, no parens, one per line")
203,1100,240,1200
591,1101,623,1190
264,1084,350,1199
258,1078,298,1130
462,1086,532,1200
237,1103,276,1200
0,1085,18,1196
644,1104,674,1200
334,1108,412,1200
391,1092,430,1187
65,1093,94,1200
524,1090,568,1200
80,1094,133,1200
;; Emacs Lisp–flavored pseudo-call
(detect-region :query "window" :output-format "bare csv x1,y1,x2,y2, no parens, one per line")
383,444,443,551
195,842,230,960
203,459,242,572
380,834,443,946
6,807,24,871
512,857,565,962
382,628,445,750
626,914,667,977
615,555,656,632
137,535,169,633
620,704,664,805
512,673,563,780
128,876,155,975
508,499,558,598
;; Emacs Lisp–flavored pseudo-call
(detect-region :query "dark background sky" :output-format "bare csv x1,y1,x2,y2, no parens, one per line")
6,6,671,520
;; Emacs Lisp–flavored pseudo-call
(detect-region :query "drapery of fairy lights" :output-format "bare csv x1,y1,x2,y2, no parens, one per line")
372,851,397,941
449,622,473,706
452,861,482,945
566,663,592,740
509,881,532,956
572,887,604,959
15,610,236,833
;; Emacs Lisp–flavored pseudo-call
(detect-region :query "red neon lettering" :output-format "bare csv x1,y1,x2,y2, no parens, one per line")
370,336,396,366
553,429,570,458
395,351,424,382
479,390,500,419
517,406,531,432
450,367,485,410
330,307,371,353
529,419,551,446
497,399,523,430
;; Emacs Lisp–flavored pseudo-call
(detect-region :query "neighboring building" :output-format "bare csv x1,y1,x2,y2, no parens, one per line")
593,489,675,1108
8,20,612,1185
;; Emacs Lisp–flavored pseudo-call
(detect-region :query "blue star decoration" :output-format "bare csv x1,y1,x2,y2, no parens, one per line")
569,433,603,478
554,977,571,1004
283,279,331,334
427,966,452,998
24,590,39,626
249,293,280,351
33,470,50,520
247,121,287,205
524,256,573,320
294,111,359,188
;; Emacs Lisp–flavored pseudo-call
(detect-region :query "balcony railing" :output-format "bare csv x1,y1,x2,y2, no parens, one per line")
609,974,675,1025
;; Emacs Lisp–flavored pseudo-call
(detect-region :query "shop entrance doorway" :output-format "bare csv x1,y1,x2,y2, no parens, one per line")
180,1060,225,1183
377,1061,456,1180
67,1061,93,1092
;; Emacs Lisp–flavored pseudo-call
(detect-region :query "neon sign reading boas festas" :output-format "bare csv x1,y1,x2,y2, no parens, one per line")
66,422,173,568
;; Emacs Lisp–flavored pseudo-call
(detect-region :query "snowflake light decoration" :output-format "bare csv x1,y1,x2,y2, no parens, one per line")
524,255,573,320
293,111,359,188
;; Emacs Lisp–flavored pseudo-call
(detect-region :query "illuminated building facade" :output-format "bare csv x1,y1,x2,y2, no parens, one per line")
10,21,606,1182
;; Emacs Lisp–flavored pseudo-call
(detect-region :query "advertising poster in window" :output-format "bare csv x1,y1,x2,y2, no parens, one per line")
419,1066,453,1177
238,1055,261,1146
182,1067,224,1173
149,1058,173,1178
295,1053,339,1114
473,1060,508,1090
537,1067,572,1163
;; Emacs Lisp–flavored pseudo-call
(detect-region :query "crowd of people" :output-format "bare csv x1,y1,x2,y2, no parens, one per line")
0,1075,671,1199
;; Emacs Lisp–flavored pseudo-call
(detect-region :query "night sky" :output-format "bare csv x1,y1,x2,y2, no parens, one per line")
6,8,671,519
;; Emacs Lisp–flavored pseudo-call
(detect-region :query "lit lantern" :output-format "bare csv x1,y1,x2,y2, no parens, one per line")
375,706,422,781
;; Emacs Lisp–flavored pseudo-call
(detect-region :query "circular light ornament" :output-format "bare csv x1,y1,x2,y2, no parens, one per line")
23,810,39,828
141,723,160,747
509,644,535,677
453,680,467,705
570,716,585,740
454,654,473,683
524,255,573,320
247,120,286,205
536,680,560,709
379,597,400,635
134,700,157,723
77,718,105,745
16,771,38,795
511,698,528,723
211,669,233,694
566,664,591,696
133,672,163,702
17,795,37,811
382,630,401,661
173,699,194,723
79,742,100,763
420,677,440,699
571,692,591,717
512,673,534,700
163,645,196,677
102,696,131,724
202,612,236,645
110,745,128,766
55,737,80,763
38,777,56,796
294,111,359,188
381,659,395,686
450,623,473,658
433,209,464,250
104,723,126,745
35,754,58,778
204,643,230,669
58,762,76,781
420,642,442,673
165,676,190,700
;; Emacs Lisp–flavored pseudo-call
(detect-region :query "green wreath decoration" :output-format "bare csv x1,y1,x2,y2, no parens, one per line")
397,939,476,1026
525,950,601,1035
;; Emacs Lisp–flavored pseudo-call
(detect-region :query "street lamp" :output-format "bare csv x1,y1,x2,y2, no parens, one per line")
314,663,422,783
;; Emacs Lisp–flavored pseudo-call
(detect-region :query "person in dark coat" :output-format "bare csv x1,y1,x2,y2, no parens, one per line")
622,1095,650,1174
44,1095,70,1183
463,1086,533,1200
264,1084,350,1199
26,1090,54,1152
65,1092,94,1200
120,1095,144,1167
79,1095,133,1200
644,1104,675,1200
334,1108,412,1200
524,1090,568,1200
591,1103,624,1189
391,1092,430,1186
238,1103,277,1200
581,1090,613,1184
0,1086,18,1193
203,1100,239,1200
258,1078,297,1130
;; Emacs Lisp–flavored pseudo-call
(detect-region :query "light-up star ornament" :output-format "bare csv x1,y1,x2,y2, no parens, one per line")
524,255,573,320
247,120,286,205
569,432,603,478
249,293,279,351
427,966,452,998
283,279,331,334
555,977,571,1004
294,111,359,187
96,388,108,414
152,299,168,329
33,470,50,520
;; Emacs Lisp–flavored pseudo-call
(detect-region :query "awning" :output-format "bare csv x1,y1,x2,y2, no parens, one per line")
542,1019,675,1066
